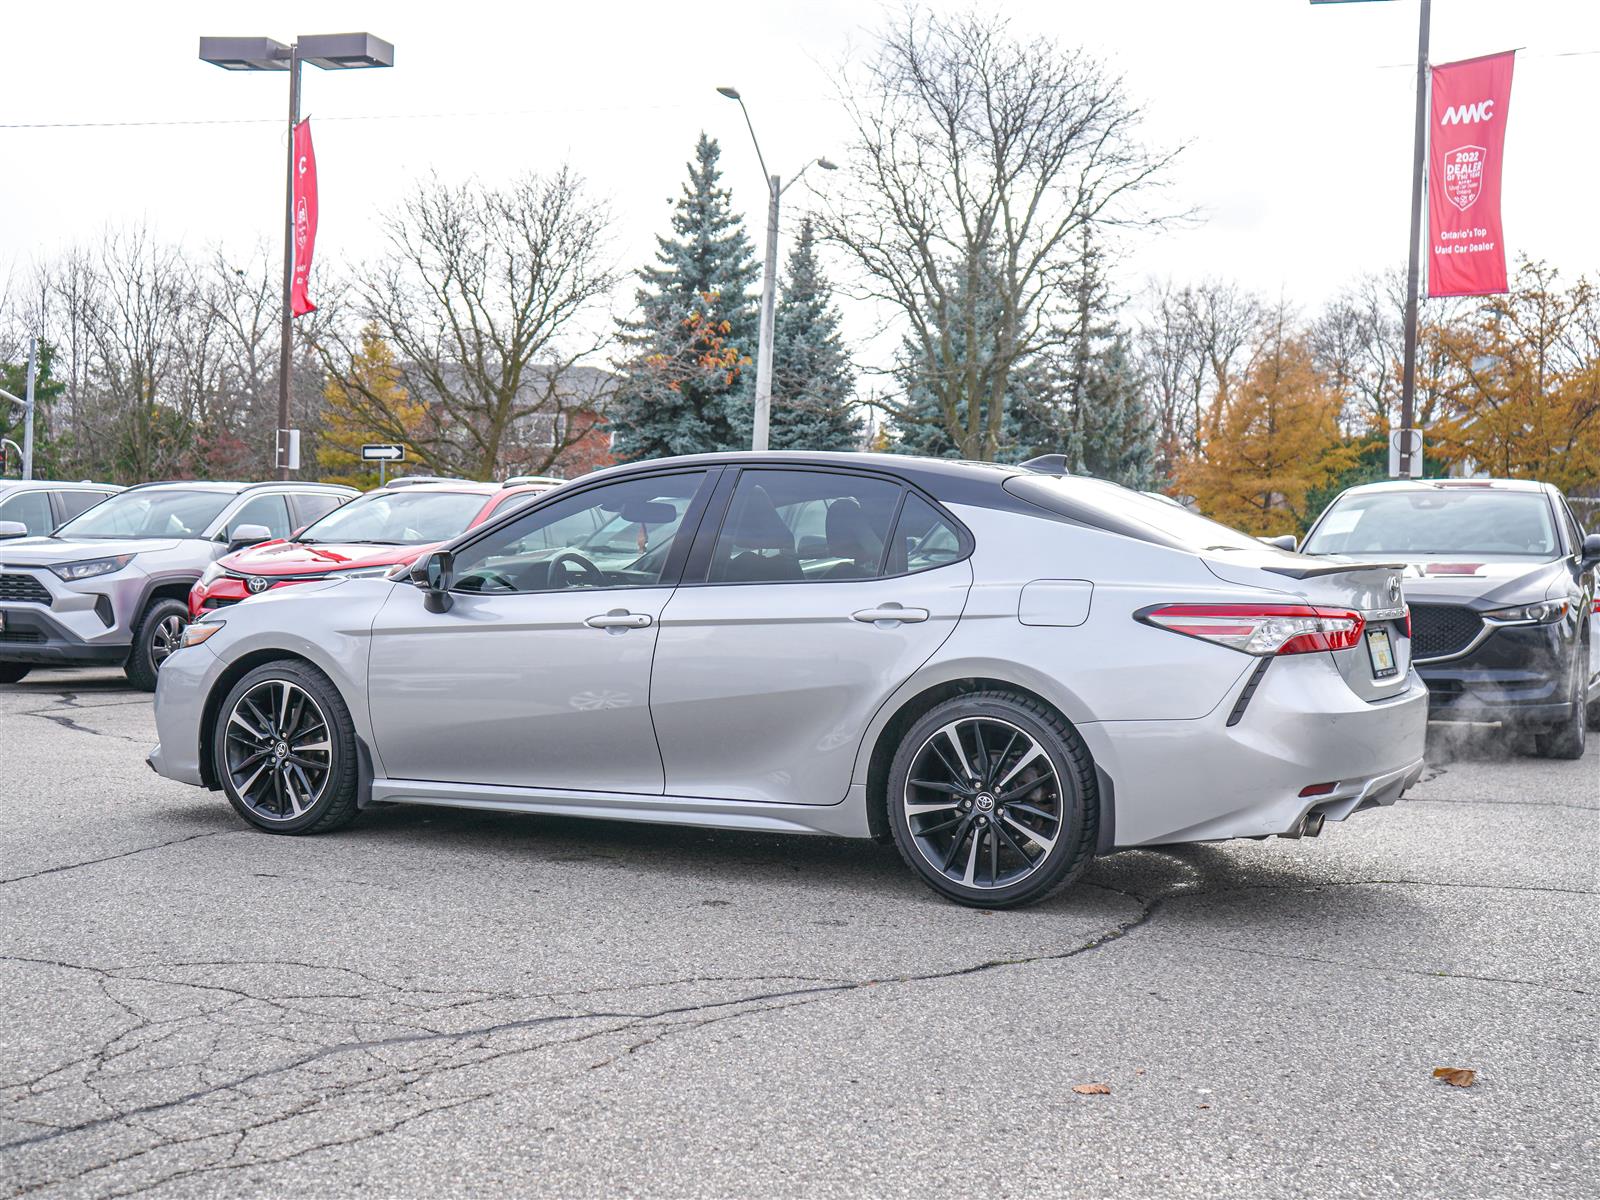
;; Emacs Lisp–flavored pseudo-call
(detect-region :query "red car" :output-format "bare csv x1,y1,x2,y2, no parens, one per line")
189,478,561,618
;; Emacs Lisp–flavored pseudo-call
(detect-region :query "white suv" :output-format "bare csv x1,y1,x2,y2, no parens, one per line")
0,480,355,688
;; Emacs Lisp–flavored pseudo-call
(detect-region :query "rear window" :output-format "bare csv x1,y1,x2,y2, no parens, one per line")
1004,475,1263,553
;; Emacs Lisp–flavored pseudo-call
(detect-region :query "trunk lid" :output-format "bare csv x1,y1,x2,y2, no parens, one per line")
1200,547,1412,702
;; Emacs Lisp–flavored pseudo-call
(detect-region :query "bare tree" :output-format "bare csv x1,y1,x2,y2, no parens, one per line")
817,7,1179,460
1135,279,1265,478
314,168,618,479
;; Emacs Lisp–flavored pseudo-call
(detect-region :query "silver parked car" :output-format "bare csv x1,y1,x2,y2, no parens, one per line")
0,480,356,688
148,453,1427,907
0,479,122,538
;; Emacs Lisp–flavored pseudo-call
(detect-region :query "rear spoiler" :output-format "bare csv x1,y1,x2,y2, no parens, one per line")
1261,560,1407,580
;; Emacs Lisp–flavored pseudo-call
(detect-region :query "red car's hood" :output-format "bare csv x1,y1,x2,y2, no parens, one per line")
220,539,438,576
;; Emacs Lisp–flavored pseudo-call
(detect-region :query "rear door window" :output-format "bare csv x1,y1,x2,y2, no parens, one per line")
888,493,964,574
291,491,346,530
708,470,903,584
55,490,116,522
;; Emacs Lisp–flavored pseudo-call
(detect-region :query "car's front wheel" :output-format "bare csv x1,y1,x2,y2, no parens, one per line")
1534,644,1588,760
125,598,189,691
886,691,1097,908
214,660,361,834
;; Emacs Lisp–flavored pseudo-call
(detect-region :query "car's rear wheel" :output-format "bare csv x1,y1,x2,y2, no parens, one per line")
1534,646,1588,760
0,662,31,684
125,598,189,691
886,691,1096,908
214,661,360,834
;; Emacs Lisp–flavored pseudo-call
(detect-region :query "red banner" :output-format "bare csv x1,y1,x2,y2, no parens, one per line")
290,118,319,317
1427,52,1514,298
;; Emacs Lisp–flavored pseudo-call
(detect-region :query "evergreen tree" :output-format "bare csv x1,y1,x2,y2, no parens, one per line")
611,135,760,460
769,218,860,450
1071,333,1158,489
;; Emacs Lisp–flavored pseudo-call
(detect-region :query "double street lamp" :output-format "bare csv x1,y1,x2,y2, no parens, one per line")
199,33,394,479
715,87,835,452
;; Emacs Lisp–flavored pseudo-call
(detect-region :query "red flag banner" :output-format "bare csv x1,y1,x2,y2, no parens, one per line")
1427,51,1514,298
290,118,319,317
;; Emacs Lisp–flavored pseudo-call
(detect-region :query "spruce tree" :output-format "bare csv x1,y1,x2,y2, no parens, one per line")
768,218,860,450
611,135,760,461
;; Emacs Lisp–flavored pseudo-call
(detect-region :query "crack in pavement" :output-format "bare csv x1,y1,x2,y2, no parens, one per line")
4,862,1591,1194
0,830,239,887
0,878,1180,1174
12,690,151,743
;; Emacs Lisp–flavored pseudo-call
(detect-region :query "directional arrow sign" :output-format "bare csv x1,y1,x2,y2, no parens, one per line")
361,443,406,462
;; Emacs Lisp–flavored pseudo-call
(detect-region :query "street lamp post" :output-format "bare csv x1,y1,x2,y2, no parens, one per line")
0,336,37,480
716,87,834,452
199,33,394,479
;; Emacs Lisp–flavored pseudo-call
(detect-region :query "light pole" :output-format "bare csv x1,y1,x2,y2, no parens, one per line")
199,33,394,479
716,87,835,452
0,335,37,480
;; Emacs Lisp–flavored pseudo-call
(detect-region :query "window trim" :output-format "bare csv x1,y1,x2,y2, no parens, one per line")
678,464,974,589
440,466,721,597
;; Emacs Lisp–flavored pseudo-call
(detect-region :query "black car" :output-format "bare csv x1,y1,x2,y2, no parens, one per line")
1301,478,1600,758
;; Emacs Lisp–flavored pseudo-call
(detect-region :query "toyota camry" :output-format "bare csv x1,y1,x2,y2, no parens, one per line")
148,452,1428,907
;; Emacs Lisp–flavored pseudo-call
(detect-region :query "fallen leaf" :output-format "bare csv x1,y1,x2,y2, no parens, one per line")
1197,1104,1211,1110
1072,1083,1112,1095
1433,1067,1477,1088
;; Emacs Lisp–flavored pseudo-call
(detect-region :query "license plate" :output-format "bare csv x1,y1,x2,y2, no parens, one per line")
1366,627,1397,678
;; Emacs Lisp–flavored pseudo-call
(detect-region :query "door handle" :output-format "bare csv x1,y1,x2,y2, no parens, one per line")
852,605,930,625
584,611,652,630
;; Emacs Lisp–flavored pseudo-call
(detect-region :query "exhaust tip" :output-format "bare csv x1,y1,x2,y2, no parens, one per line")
1278,811,1327,840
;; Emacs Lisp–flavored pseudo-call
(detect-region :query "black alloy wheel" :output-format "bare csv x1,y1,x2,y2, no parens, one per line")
887,691,1096,908
215,661,360,833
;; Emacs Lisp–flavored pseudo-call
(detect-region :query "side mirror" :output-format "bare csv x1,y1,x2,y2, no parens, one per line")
1580,532,1600,571
227,523,273,551
417,549,455,613
0,520,28,540
1259,534,1298,552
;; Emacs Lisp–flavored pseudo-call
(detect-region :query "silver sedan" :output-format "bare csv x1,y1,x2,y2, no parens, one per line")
149,452,1428,907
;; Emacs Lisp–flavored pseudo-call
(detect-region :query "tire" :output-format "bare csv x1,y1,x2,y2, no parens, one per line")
213,660,361,834
886,690,1097,908
1533,647,1588,760
124,598,189,691
0,662,32,684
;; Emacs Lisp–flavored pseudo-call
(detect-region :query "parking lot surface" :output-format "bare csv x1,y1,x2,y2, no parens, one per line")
2,670,1596,1198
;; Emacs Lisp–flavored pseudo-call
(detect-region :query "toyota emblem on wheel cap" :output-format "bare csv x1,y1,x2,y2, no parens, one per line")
247,577,270,595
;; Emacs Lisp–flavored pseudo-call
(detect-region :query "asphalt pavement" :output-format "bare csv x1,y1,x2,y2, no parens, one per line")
1,669,1595,1198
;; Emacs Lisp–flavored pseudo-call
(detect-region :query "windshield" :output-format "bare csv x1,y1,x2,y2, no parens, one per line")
1303,490,1559,557
298,489,487,545
54,487,233,539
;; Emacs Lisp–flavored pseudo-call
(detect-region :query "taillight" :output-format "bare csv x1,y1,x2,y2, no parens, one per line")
1403,606,1412,638
1137,604,1366,657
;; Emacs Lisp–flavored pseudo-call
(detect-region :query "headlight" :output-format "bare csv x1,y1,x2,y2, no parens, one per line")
335,565,396,579
1485,600,1569,624
197,561,230,588
50,554,136,582
179,619,226,649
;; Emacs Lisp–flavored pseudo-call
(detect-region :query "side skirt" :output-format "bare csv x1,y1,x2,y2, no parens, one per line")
368,778,874,839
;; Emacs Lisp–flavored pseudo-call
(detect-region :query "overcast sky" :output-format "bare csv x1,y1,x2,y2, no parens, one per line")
4,0,1596,344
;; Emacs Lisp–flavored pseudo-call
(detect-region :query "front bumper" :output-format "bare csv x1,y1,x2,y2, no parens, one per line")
147,640,222,787
0,564,144,665
1078,652,1430,847
1419,621,1574,728
0,603,130,665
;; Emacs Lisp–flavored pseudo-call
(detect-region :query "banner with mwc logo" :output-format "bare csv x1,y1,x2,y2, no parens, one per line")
1428,51,1515,298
